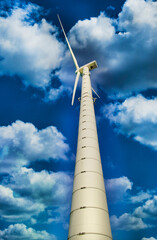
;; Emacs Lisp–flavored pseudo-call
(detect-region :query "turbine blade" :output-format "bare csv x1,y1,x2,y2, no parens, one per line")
92,87,100,98
72,71,80,105
57,15,79,70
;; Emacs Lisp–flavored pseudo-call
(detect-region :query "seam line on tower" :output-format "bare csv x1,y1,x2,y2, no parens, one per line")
80,120,96,123
68,232,112,239
72,187,106,195
70,206,109,215
78,136,98,142
79,127,97,133
74,170,103,178
75,158,101,165
77,145,99,151
79,114,95,120
77,147,100,155
76,157,101,163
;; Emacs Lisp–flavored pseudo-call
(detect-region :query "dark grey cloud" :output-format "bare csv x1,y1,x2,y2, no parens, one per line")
0,185,44,221
1,167,72,225
8,167,72,206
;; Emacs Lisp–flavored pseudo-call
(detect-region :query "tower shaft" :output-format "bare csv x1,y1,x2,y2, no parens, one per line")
68,66,112,240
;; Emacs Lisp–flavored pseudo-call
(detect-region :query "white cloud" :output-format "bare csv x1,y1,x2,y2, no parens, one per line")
0,120,72,225
0,185,44,221
119,0,157,29
142,238,157,240
106,0,157,94
110,192,157,232
0,224,56,240
48,205,71,228
69,12,115,49
1,0,157,99
0,4,65,88
130,191,152,203
0,120,70,173
103,95,157,150
111,213,150,231
105,176,132,202
9,167,73,206
134,196,157,219
1,0,157,98
46,85,71,102
58,12,115,86
1,167,72,224
105,176,153,205
59,0,157,96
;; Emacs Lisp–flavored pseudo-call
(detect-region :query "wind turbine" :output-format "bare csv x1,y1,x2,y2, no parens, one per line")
58,15,112,240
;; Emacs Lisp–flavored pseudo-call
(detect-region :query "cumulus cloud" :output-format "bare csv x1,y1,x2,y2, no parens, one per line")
2,0,157,99
103,95,157,150
0,185,44,221
105,0,157,94
130,190,152,203
1,167,72,224
105,176,132,202
111,213,150,231
119,0,157,29
47,205,71,228
0,4,65,88
59,0,157,96
105,176,153,204
8,167,72,206
0,120,70,173
134,196,157,219
46,85,71,102
1,0,157,99
0,223,56,240
58,12,115,86
69,12,115,48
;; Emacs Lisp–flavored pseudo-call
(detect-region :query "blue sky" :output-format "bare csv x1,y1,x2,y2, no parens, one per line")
0,0,157,239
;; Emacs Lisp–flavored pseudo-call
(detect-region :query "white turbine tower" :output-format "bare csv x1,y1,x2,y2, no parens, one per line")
58,15,112,240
